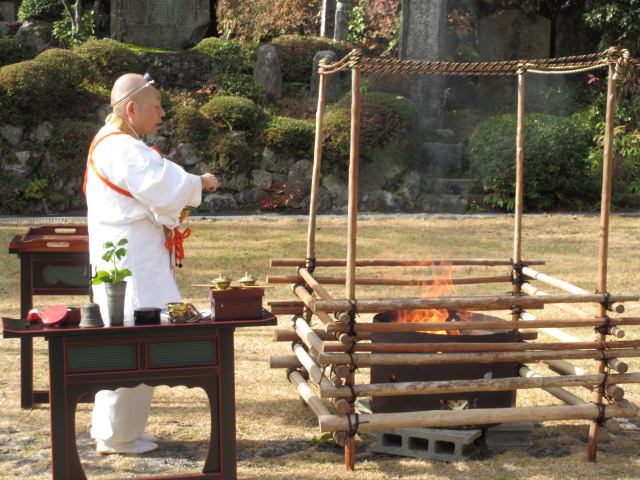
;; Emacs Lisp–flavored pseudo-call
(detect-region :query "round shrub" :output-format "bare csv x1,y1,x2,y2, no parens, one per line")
262,116,314,156
322,91,419,174
18,0,64,21
200,96,265,132
74,39,140,84
0,37,31,67
272,35,352,84
209,73,265,102
34,48,93,89
470,113,592,211
207,135,255,176
167,106,214,145
0,59,58,124
191,38,255,74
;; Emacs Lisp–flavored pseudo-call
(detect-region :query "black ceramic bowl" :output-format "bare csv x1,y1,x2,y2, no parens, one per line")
134,307,161,325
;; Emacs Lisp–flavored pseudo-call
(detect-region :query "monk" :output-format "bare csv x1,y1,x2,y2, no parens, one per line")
84,73,218,454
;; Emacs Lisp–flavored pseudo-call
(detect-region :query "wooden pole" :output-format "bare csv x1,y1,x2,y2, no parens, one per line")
588,63,616,462
318,372,640,399
313,293,638,313
512,71,525,321
344,65,362,471
305,73,328,268
274,328,372,342
326,316,640,333
267,274,514,286
271,258,546,267
522,267,625,313
542,358,625,398
316,347,640,367
319,402,638,433
321,339,640,354
519,366,619,433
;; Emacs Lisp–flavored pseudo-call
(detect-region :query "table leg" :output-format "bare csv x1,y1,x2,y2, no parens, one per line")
217,328,237,480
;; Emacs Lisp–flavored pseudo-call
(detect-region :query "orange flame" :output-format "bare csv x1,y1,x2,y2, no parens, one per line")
394,262,470,334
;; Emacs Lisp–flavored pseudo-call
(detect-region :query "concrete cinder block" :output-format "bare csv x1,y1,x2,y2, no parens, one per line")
484,422,535,451
369,427,481,462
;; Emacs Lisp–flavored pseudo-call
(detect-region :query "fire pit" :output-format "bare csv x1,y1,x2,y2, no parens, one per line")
370,309,518,414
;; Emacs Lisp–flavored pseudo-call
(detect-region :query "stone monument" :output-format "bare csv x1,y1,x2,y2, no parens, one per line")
254,45,283,99
110,0,210,50
399,0,448,128
334,0,350,41
0,0,18,22
309,51,341,110
321,0,336,39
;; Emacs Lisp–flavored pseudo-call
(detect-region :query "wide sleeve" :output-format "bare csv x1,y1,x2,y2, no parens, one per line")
120,141,202,225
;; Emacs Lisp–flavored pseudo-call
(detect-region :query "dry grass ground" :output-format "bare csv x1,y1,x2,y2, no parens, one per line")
1,214,639,479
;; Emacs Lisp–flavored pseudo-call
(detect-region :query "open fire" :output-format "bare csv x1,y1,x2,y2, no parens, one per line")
394,262,470,335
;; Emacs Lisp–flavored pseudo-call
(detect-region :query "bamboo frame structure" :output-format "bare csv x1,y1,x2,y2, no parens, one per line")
267,48,640,470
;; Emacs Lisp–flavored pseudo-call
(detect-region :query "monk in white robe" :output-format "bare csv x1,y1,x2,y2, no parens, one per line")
85,73,219,454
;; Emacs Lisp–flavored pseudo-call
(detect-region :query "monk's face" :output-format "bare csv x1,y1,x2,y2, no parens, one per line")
131,88,165,135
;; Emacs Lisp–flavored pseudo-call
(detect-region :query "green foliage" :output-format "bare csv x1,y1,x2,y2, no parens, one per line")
588,124,640,207
191,37,255,74
262,116,314,155
217,0,321,43
208,73,265,102
271,35,352,84
348,0,401,55
92,239,132,285
0,48,96,125
17,0,64,21
0,37,32,67
470,113,593,211
200,95,265,132
167,106,214,145
323,92,419,177
585,1,640,54
74,38,140,84
207,135,255,176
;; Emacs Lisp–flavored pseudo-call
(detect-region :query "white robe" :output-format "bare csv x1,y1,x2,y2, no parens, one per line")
86,125,202,450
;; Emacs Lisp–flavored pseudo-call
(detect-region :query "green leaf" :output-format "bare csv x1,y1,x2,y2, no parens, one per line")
102,250,114,262
117,238,128,246
103,241,114,249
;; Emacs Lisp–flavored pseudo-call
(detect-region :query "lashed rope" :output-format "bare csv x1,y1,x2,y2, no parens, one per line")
319,47,639,82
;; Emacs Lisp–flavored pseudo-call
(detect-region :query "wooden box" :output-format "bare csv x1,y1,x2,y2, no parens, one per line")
208,287,264,321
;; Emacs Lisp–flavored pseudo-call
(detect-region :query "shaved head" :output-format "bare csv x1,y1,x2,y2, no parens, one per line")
111,73,156,117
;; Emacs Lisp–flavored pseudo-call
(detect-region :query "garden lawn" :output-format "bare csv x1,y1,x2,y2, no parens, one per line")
1,214,639,479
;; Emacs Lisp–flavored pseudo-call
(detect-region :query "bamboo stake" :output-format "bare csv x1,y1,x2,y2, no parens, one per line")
326,316,640,333
318,372,640,399
271,258,546,267
521,312,629,373
314,293,638,313
521,283,597,320
518,366,619,433
287,369,349,447
292,284,339,326
292,340,352,415
543,359,625,400
306,72,327,265
295,316,326,355
316,347,640,367
298,268,350,324
321,339,640,354
270,355,303,369
267,274,513,286
274,328,372,343
522,266,625,313
589,63,616,462
319,402,638,433
512,71,525,322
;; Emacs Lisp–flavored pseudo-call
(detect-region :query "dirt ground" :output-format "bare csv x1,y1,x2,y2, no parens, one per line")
1,215,640,480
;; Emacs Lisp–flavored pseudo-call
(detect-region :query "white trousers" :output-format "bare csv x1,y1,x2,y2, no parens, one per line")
91,384,154,446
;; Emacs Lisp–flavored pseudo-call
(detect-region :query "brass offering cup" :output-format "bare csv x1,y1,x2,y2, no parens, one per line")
212,273,231,290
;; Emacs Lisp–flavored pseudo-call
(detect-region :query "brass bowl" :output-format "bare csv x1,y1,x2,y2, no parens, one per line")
166,302,191,315
212,274,231,290
238,272,256,287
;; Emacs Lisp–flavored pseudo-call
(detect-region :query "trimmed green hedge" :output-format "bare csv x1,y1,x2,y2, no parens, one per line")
470,113,593,211
74,38,140,84
262,116,314,156
200,95,265,132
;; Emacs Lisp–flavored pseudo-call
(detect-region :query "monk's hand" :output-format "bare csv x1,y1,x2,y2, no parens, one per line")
200,173,218,192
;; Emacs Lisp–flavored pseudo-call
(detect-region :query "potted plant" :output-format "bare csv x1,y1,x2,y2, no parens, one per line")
92,238,132,326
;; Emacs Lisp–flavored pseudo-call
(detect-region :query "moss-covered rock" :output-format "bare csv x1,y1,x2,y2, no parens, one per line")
200,95,265,133
74,38,140,84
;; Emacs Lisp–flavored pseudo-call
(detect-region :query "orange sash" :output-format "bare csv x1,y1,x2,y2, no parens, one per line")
82,132,133,198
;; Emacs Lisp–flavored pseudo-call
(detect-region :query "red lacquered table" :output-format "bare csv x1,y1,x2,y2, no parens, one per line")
2,311,276,480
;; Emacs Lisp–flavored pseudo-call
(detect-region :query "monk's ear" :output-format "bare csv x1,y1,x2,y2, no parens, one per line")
125,100,136,118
